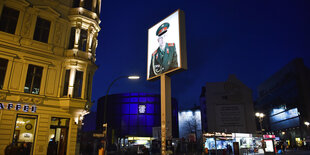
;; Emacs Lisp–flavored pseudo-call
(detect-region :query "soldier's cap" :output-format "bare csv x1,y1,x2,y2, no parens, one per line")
156,22,170,36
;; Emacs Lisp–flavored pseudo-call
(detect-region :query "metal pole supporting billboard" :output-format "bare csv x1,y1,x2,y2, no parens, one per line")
160,75,172,155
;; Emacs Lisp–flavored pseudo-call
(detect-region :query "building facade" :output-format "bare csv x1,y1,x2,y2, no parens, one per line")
0,0,101,154
256,58,310,147
96,93,179,145
202,75,256,133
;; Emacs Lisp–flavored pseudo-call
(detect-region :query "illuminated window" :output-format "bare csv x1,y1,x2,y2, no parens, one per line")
24,64,43,94
68,27,76,49
13,114,37,154
78,29,87,51
63,69,70,96
0,58,8,89
0,6,19,34
73,70,83,98
33,17,51,43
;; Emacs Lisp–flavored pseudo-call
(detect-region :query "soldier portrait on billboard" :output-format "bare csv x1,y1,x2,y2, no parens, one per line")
149,22,179,78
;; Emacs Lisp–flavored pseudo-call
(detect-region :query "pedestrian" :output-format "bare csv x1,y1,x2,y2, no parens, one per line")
5,142,19,155
283,142,287,153
227,144,232,155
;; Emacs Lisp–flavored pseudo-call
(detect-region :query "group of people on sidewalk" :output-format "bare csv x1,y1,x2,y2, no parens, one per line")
5,142,31,155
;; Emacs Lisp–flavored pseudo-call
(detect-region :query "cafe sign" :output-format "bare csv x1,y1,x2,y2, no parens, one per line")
0,103,36,113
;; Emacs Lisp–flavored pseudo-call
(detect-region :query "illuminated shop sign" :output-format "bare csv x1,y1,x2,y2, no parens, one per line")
265,139,274,152
263,135,275,139
0,103,36,112
203,132,232,137
232,133,252,138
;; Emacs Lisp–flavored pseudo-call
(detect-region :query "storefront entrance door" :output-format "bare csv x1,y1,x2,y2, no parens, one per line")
47,118,69,155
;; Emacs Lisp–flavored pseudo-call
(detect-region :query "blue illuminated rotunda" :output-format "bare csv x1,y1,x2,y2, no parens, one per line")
96,93,179,143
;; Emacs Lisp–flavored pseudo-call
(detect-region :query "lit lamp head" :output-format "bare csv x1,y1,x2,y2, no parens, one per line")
255,112,265,118
255,112,259,117
128,76,140,80
304,121,310,127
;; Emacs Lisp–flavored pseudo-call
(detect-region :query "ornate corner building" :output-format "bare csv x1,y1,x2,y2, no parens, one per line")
0,0,101,154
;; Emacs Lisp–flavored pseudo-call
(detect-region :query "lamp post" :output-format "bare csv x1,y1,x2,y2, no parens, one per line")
255,112,265,134
102,75,140,145
255,112,265,153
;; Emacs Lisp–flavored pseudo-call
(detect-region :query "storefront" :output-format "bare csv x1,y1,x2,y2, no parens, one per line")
0,101,81,155
119,136,154,148
203,132,265,154
203,132,233,154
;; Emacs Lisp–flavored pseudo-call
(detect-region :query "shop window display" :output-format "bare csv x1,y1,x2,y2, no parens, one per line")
204,138,233,150
12,115,37,155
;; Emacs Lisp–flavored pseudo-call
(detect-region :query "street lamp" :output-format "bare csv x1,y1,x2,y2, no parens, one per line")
102,75,140,142
255,112,265,134
103,75,140,123
304,121,310,127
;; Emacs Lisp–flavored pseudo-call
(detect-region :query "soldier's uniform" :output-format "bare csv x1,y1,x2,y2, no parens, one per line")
149,23,178,78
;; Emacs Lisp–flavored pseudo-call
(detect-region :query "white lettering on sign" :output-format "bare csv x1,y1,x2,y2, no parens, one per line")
0,103,36,113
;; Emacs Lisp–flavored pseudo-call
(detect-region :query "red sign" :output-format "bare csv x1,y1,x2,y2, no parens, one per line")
263,135,275,139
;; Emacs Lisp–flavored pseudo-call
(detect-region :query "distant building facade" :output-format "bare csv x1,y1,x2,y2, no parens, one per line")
256,58,310,147
201,75,256,133
96,93,179,143
0,0,101,154
200,87,207,132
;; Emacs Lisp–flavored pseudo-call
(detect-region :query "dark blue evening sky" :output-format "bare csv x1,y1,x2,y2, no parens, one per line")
91,0,310,111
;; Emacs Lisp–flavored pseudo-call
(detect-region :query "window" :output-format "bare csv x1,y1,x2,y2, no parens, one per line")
86,72,91,100
48,117,69,155
63,70,70,96
68,27,76,49
91,38,96,53
13,114,37,155
0,6,19,34
33,17,51,43
72,0,80,8
24,64,43,94
73,70,83,98
96,1,100,15
78,29,87,51
83,0,92,11
0,58,8,89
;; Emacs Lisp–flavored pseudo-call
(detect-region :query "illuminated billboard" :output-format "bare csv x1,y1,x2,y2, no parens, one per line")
270,108,299,123
147,9,187,80
270,108,300,130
